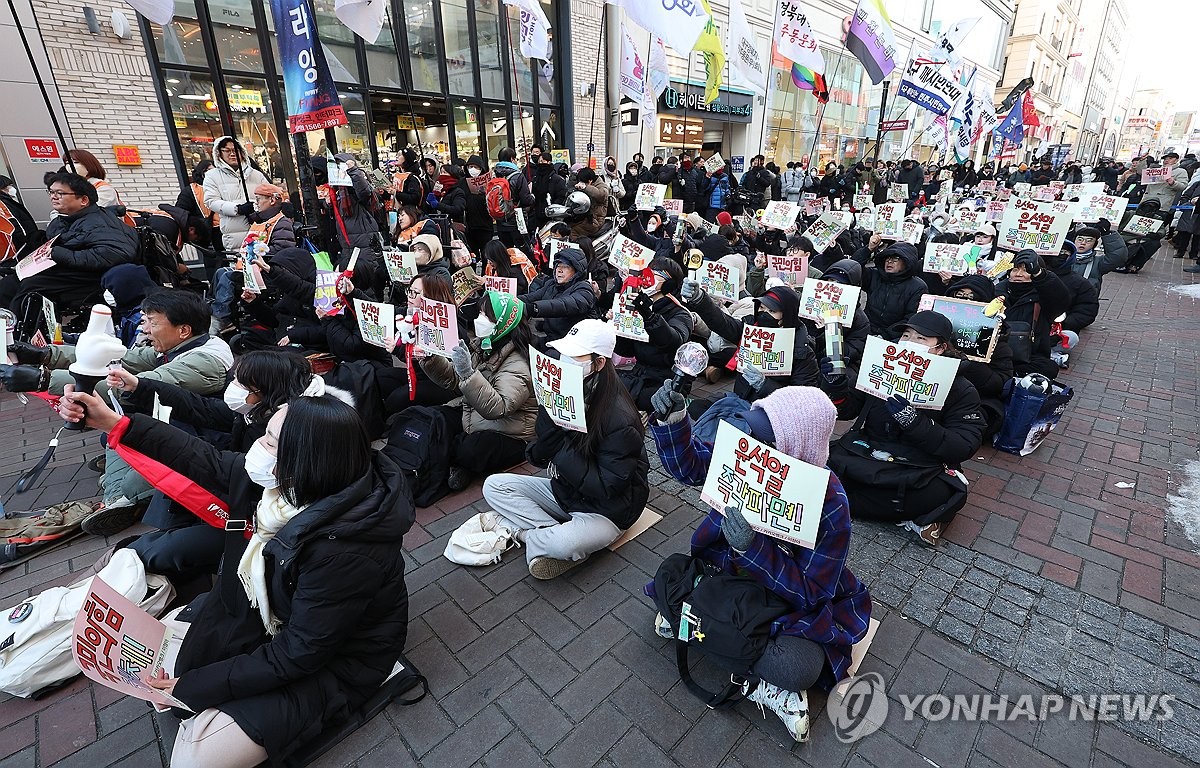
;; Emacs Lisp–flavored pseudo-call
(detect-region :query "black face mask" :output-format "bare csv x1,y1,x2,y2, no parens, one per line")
606,163,616,171
754,311,780,328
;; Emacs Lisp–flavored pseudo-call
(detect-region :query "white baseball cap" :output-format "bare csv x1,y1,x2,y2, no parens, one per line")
548,319,616,359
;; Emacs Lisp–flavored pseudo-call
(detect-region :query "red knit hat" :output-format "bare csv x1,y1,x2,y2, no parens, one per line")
716,211,734,227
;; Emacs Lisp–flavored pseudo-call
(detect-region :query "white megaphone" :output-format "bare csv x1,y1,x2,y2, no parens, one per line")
65,305,127,431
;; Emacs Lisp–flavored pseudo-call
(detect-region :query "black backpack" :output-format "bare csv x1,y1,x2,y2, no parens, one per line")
652,553,792,707
381,405,450,508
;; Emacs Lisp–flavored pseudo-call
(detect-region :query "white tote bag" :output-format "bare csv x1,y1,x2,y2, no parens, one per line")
443,513,516,566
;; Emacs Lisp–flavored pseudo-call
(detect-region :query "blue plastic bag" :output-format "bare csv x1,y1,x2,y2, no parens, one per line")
993,379,1073,456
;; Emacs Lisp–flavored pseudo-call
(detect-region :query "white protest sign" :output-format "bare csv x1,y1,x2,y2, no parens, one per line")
923,243,983,275
853,193,872,210
382,248,417,283
530,347,587,432
327,158,352,187
699,420,830,550
1013,182,1031,197
699,261,739,302
608,233,654,272
888,184,908,202
985,200,1006,222
611,291,649,341
15,236,57,280
759,201,801,230
703,153,725,174
1141,166,1170,185
482,275,518,295
901,220,922,244
874,203,904,238
737,325,795,377
353,298,395,350
635,183,667,211
801,212,847,253
1032,185,1059,202
416,296,459,357
951,209,982,233
767,253,808,286
1061,182,1105,200
998,199,1072,255
72,575,191,711
1122,215,1163,236
1077,194,1128,223
977,180,998,193
857,335,960,410
856,208,875,231
798,279,859,327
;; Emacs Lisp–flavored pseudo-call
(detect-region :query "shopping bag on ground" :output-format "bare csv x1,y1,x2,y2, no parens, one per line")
993,378,1073,456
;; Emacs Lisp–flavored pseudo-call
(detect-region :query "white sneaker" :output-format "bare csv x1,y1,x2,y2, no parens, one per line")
654,612,673,639
745,680,810,742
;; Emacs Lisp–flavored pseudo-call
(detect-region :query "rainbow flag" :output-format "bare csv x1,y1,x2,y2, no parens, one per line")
791,63,829,104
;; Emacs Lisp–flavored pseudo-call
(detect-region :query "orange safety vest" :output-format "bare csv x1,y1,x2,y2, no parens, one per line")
93,179,137,227
487,250,538,285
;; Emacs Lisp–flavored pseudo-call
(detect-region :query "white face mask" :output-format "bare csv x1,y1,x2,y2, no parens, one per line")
102,289,117,307
561,355,594,376
468,167,482,178
244,440,279,489
223,380,255,415
473,316,497,339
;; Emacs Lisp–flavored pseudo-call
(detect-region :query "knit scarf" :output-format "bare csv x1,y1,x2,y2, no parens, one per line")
237,487,306,635
481,290,524,351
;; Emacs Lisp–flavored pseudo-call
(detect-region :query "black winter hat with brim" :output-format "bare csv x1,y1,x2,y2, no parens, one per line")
890,310,954,342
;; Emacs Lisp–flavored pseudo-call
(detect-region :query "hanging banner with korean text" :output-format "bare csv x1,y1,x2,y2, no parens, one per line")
530,347,587,432
699,420,829,549
857,335,960,409
268,0,348,133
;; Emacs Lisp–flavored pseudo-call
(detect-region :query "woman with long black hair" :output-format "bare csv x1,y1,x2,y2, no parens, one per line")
481,319,649,579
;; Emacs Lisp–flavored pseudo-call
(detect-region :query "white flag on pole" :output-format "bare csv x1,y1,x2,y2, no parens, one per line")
334,0,386,44
503,0,552,61
951,67,978,162
619,19,647,104
727,0,767,96
607,0,710,58
123,0,173,25
775,0,825,75
926,17,980,70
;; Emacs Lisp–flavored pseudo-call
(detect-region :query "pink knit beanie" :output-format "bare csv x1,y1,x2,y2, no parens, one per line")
751,386,838,467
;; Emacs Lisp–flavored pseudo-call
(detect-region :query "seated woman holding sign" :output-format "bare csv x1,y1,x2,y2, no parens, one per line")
418,291,536,492
614,257,694,411
644,384,872,743
482,319,649,579
819,311,986,547
57,392,412,768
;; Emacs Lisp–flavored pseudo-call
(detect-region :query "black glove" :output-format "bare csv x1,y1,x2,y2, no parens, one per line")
1013,250,1044,277
7,341,49,366
818,356,848,397
527,301,539,317
631,291,654,319
0,364,48,393
235,201,255,217
885,394,922,430
1096,218,1111,235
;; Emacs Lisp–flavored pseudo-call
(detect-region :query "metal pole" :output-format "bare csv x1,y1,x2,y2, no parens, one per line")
588,6,606,163
8,0,76,174
870,80,890,167
681,54,694,157
806,56,844,168
503,5,530,157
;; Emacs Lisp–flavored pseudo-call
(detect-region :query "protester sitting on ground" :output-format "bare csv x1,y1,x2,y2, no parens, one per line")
393,204,440,244
1068,220,1126,292
481,320,648,579
820,310,985,547
210,183,298,332
0,173,139,333
522,246,597,341
645,384,872,742
409,232,451,283
1047,241,1099,333
203,136,270,252
417,290,535,492
58,391,411,768
482,238,538,295
614,257,694,411
106,351,348,582
803,258,870,369
997,250,1071,379
570,167,609,240
945,275,1015,438
862,241,927,337
373,272,461,414
850,231,888,267
680,280,818,408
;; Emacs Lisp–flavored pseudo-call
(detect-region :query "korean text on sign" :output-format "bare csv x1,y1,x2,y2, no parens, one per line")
699,261,739,302
737,325,795,376
529,347,587,432
353,298,395,350
699,421,829,549
857,336,960,410
635,183,667,211
611,291,649,341
798,279,860,327
416,296,459,357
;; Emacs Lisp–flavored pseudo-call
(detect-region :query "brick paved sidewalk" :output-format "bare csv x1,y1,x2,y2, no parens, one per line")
1,252,1197,767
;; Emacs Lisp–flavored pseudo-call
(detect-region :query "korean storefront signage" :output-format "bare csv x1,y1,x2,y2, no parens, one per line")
657,116,704,146
660,82,754,123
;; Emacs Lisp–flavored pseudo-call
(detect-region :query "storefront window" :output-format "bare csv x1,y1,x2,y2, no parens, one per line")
442,0,477,97
312,0,360,84
223,75,285,182
211,0,263,72
512,107,535,162
162,69,221,179
484,106,510,162
475,0,505,100
406,2,442,93
538,107,560,152
366,7,402,89
452,102,483,160
151,0,208,68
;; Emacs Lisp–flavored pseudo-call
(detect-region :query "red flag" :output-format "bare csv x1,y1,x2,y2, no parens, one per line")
1021,91,1040,128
